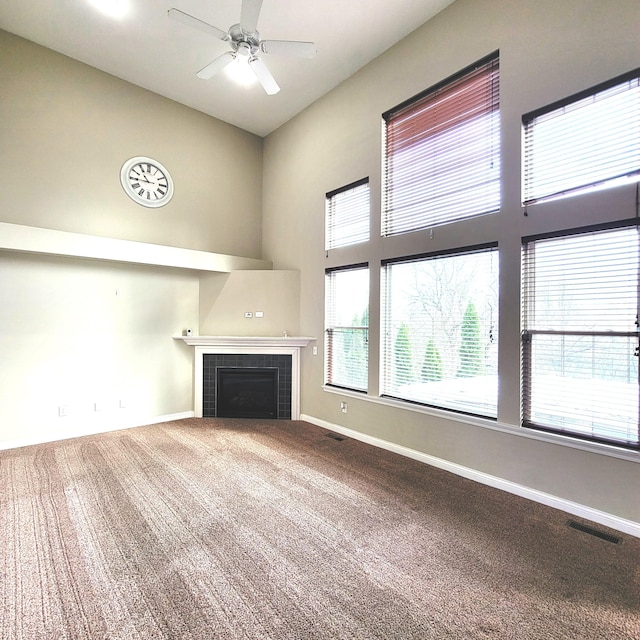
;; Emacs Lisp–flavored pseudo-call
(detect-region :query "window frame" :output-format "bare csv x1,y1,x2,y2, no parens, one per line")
380,243,499,419
382,51,500,236
522,67,640,207
324,263,370,393
521,220,640,450
325,178,370,251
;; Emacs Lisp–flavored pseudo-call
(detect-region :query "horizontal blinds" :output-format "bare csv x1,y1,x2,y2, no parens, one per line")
383,55,500,235
325,327,369,390
523,72,640,205
325,179,370,250
521,224,640,447
325,266,369,391
381,247,498,417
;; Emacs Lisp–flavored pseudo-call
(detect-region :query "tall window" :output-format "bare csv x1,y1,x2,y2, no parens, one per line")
522,224,639,449
382,53,500,236
325,266,369,391
381,246,498,417
523,69,640,206
325,179,370,250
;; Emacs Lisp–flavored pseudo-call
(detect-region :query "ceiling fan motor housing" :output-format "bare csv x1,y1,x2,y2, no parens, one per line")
229,24,260,56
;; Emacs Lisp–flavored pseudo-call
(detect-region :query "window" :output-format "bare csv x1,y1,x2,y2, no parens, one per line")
523,69,640,206
382,53,500,236
381,246,498,417
325,179,370,250
325,266,369,391
522,224,639,449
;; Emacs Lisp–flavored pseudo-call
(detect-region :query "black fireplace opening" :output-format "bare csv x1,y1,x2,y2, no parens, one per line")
203,353,292,419
216,367,279,418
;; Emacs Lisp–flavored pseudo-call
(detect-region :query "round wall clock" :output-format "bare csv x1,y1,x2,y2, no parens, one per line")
120,156,174,208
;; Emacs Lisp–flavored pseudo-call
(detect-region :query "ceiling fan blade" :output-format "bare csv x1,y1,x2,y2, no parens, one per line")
197,51,236,79
260,40,317,58
168,8,228,41
249,57,280,95
240,0,263,33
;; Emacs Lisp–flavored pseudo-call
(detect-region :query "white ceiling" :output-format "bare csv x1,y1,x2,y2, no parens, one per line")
0,0,455,137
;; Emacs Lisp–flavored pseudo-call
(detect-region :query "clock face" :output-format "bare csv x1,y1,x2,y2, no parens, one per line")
120,157,174,208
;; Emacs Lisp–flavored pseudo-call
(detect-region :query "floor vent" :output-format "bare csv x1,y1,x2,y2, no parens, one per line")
325,432,345,441
568,520,621,544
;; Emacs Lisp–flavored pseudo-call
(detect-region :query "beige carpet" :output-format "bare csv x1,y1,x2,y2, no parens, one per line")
0,418,638,639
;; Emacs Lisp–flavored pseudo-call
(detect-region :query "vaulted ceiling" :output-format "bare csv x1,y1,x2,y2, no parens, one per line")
0,0,455,136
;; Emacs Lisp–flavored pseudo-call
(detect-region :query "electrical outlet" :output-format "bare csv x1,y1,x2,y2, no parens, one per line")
313,346,318,355
255,311,264,318
94,402,102,412
340,402,348,413
58,405,68,417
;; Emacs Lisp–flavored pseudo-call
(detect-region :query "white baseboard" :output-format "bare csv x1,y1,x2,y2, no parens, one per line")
0,411,195,451
301,413,640,539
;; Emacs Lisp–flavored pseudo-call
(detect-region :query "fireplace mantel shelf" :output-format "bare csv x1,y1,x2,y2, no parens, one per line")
175,336,315,348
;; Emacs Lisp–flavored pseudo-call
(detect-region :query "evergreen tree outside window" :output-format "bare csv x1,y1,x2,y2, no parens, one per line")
458,303,483,377
394,323,414,386
422,339,443,382
381,246,498,417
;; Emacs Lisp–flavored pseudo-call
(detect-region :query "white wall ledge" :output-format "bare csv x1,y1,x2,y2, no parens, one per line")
175,335,314,348
0,222,272,272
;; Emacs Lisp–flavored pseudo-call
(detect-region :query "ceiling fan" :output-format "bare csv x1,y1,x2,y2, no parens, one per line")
168,0,316,95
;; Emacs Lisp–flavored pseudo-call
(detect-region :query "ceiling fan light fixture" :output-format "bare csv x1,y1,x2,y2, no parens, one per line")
224,56,257,87
170,0,312,95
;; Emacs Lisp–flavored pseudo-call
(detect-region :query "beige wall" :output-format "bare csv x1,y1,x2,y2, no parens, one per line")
200,270,300,336
263,0,640,522
0,30,266,446
0,252,198,446
0,29,263,257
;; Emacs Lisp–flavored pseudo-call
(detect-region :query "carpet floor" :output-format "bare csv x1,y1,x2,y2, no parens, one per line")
0,418,638,639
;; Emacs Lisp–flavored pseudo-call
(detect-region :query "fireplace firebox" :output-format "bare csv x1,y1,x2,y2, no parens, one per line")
202,353,292,419
216,367,278,418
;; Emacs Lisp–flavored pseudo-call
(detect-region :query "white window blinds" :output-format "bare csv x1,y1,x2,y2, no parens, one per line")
521,224,640,448
382,53,500,236
381,246,498,417
325,179,370,250
523,70,640,206
325,266,369,391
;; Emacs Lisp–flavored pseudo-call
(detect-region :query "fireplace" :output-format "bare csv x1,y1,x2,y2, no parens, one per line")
177,336,313,420
216,367,278,418
203,353,292,418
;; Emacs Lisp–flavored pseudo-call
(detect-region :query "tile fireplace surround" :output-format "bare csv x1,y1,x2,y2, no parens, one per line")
176,336,314,420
